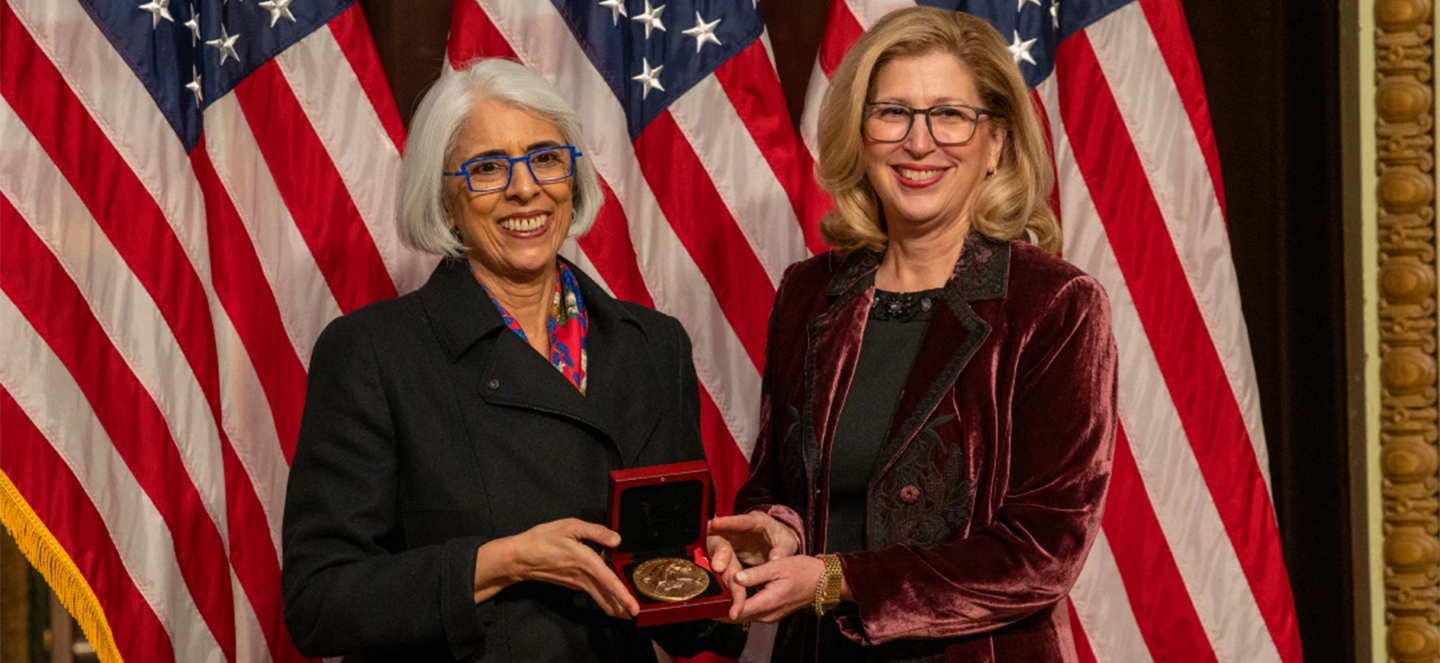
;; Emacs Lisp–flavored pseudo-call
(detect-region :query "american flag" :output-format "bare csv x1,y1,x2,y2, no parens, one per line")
0,0,1303,661
452,1,1304,662
0,0,430,660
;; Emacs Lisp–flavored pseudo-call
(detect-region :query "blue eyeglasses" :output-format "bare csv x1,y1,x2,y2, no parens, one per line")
446,145,583,194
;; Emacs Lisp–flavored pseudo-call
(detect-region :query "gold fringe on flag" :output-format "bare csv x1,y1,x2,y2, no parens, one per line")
0,470,123,663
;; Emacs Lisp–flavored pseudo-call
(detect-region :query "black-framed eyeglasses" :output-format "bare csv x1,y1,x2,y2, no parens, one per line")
862,103,998,146
446,145,583,194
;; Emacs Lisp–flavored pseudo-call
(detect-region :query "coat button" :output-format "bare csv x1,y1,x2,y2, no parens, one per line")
487,378,500,390
898,485,920,504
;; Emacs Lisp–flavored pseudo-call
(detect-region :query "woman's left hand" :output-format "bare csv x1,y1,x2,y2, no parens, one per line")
731,555,826,623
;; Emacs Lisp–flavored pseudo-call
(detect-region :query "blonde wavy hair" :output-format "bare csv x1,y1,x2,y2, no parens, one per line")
816,7,1060,255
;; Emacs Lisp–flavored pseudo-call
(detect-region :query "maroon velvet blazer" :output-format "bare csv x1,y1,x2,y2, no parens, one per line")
734,232,1118,662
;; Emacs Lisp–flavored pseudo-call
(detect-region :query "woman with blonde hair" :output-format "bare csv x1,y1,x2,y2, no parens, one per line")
705,7,1118,661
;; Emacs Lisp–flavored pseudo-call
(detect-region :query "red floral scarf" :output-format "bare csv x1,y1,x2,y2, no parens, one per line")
477,262,589,393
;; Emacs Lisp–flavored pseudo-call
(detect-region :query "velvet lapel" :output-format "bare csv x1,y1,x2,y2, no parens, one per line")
869,233,1011,488
418,258,657,465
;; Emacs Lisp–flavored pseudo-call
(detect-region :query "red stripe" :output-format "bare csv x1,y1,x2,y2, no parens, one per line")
712,41,830,255
0,193,236,661
1104,425,1218,662
633,112,774,370
0,388,178,663
191,143,314,663
327,3,408,153
231,60,398,313
1066,598,1098,663
700,390,750,517
817,0,865,77
1055,33,1301,662
578,182,654,308
1029,89,1063,238
1135,0,1227,217
448,0,517,63
191,143,308,463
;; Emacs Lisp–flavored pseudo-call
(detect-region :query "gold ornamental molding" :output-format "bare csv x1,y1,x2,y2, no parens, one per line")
1378,0,1439,660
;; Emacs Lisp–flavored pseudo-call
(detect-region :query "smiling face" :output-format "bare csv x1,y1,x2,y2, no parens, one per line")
445,99,574,283
863,51,1005,238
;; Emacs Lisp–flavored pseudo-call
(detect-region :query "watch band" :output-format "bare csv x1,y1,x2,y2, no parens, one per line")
812,554,844,616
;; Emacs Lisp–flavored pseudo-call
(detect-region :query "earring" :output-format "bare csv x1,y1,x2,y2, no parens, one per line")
449,226,462,242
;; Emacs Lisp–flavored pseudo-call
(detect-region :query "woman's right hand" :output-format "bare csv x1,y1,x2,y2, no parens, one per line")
706,511,801,620
474,518,640,619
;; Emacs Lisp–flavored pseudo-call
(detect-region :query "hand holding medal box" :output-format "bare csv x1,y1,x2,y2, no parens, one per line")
607,461,732,626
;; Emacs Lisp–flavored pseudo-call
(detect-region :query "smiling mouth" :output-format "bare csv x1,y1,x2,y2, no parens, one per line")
893,165,948,187
498,213,550,233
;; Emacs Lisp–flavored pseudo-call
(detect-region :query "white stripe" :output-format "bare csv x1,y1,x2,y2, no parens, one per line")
799,59,826,161
0,98,229,545
214,308,290,557
1046,78,1281,663
204,94,341,365
1085,6,1271,489
1068,533,1156,663
0,293,225,663
845,0,916,29
669,75,810,286
560,238,615,296
276,26,436,295
233,571,273,663
471,0,762,455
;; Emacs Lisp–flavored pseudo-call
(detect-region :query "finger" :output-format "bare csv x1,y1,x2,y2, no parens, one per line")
708,538,735,574
581,549,640,617
734,583,786,621
725,570,747,621
734,562,780,588
583,583,631,619
709,513,761,534
565,519,623,548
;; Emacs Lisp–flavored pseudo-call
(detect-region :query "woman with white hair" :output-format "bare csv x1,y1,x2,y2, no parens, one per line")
280,58,739,662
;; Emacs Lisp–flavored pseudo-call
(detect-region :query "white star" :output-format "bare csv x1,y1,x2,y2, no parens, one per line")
139,0,173,28
631,57,664,99
1017,0,1041,10
259,0,296,27
1050,1,1060,29
206,23,241,65
631,0,665,40
681,11,721,53
183,4,200,44
185,65,203,107
599,0,627,25
1008,30,1037,66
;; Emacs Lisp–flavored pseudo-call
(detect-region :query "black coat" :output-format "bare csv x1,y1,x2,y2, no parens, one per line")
281,258,740,662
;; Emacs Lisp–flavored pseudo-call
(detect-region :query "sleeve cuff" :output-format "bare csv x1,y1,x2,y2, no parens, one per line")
440,535,494,661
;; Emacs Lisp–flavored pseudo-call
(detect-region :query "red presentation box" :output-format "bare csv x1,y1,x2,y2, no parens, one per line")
608,460,731,627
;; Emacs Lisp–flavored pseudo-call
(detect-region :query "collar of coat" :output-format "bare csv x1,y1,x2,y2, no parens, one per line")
825,229,1012,302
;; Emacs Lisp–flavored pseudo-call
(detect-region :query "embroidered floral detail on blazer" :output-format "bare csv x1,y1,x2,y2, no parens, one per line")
870,414,973,548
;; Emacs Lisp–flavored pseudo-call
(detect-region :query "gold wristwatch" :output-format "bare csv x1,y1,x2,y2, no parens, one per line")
813,554,844,616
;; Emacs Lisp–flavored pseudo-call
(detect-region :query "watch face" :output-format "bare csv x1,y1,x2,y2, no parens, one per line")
632,557,711,602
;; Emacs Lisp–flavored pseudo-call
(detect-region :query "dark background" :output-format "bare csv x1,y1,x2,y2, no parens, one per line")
354,0,1353,658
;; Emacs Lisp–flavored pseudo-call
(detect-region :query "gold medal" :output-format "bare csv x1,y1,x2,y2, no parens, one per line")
632,557,711,602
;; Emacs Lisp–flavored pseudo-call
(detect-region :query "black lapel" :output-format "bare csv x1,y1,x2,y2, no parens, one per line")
868,232,1011,488
417,258,615,449
570,262,662,467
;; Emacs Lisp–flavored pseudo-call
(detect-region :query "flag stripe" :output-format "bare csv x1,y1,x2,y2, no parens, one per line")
193,134,312,462
1105,426,1219,662
0,388,179,663
325,4,408,153
1084,5,1269,484
1055,31,1299,661
576,183,655,309
1067,599,1098,663
1051,79,1283,663
0,198,238,661
275,25,432,296
818,0,866,76
1068,533,1157,663
231,60,398,313
710,42,829,254
632,112,776,370
668,72,809,286
1135,0,1227,216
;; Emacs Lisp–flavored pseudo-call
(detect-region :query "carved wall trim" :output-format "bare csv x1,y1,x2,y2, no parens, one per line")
1378,1,1438,660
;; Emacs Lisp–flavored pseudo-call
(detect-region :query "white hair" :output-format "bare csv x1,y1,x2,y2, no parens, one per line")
397,58,603,258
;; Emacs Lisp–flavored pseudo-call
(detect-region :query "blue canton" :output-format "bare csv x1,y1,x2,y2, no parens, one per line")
916,0,1132,88
79,0,351,152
